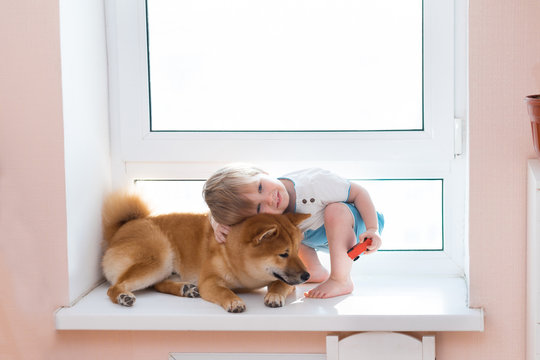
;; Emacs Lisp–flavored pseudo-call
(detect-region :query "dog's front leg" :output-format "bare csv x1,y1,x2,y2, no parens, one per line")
198,276,246,313
264,280,295,308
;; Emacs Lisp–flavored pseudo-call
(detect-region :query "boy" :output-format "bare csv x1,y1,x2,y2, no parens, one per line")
203,164,383,299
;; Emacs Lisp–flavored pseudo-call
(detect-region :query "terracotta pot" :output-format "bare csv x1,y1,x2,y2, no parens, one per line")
526,95,540,156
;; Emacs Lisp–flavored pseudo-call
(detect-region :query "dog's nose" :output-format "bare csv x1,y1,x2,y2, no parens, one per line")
300,272,310,282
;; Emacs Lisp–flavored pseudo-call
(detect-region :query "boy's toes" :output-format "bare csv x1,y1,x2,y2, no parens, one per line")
303,278,353,299
304,289,324,299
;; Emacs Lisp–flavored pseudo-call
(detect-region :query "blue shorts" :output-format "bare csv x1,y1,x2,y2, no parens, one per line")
302,202,385,252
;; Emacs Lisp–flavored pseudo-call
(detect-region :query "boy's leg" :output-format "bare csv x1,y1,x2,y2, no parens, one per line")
298,243,329,283
304,203,356,298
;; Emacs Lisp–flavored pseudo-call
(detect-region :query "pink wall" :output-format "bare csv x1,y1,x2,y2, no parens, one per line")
1,0,540,359
437,0,540,358
0,1,69,359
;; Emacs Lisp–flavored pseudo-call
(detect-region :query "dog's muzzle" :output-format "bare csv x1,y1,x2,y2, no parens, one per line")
273,271,310,285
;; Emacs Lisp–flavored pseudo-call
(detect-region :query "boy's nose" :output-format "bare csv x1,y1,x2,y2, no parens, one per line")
266,191,275,205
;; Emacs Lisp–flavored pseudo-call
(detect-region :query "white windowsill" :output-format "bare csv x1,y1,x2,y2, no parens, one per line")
55,275,483,332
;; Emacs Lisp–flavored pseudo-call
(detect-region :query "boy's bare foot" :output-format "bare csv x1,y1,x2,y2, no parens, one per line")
298,244,329,283
306,264,329,283
304,277,354,298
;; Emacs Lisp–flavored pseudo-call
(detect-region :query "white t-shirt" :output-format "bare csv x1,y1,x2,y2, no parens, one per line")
280,168,351,232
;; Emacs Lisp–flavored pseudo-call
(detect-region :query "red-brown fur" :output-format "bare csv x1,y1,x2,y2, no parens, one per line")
101,192,310,312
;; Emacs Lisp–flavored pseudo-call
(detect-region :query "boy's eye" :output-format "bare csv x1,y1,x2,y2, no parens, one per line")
258,183,262,193
257,204,261,214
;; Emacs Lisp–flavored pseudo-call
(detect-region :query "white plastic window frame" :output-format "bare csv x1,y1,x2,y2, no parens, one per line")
105,0,467,277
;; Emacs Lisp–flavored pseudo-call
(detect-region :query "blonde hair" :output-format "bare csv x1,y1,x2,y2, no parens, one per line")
202,163,267,225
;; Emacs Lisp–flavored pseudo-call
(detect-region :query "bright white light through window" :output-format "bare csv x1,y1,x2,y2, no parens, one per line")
354,179,442,251
135,179,442,251
135,180,209,214
146,0,423,131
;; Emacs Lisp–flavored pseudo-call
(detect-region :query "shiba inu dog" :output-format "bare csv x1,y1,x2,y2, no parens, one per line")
101,192,310,313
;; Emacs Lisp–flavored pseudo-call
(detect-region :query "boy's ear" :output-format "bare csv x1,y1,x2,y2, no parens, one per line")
285,212,310,226
253,225,278,245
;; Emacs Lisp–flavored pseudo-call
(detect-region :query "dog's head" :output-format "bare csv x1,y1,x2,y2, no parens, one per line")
228,213,311,286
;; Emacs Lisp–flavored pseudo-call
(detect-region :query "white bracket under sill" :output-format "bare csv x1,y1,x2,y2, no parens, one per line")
55,275,484,332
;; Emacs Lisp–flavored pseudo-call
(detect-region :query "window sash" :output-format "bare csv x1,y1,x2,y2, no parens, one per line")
104,0,466,277
106,0,454,165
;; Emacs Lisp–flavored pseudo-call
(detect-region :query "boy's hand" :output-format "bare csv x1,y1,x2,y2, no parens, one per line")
359,229,382,254
214,223,231,243
209,215,230,243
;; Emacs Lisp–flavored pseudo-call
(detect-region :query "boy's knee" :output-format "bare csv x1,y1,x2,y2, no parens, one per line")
324,203,352,227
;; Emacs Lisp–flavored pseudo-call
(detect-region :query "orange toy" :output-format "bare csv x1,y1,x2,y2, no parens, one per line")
347,238,373,261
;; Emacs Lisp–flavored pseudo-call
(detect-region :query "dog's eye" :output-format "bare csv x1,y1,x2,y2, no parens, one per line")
278,252,289,258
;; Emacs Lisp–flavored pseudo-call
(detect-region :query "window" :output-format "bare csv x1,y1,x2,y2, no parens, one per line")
105,0,466,276
136,178,444,251
145,0,423,132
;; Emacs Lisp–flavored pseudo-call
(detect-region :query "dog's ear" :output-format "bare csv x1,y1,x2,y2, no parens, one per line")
285,212,310,226
254,225,278,245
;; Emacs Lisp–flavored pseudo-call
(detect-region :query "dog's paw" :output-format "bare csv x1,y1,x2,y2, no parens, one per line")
264,293,285,308
225,300,246,313
181,284,200,298
117,293,136,307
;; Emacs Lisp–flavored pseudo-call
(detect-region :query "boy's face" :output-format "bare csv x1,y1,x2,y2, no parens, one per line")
244,174,289,216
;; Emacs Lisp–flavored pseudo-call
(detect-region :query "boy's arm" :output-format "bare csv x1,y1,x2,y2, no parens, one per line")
347,183,382,253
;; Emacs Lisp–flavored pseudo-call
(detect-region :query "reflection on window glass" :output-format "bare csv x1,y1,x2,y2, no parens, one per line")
146,0,423,131
135,178,442,251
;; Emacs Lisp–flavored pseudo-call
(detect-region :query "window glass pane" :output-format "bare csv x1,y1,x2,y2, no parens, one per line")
353,179,442,251
134,178,442,251
146,0,423,131
135,180,209,213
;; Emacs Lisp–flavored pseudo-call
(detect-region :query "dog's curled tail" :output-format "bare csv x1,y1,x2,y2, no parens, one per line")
102,192,151,245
